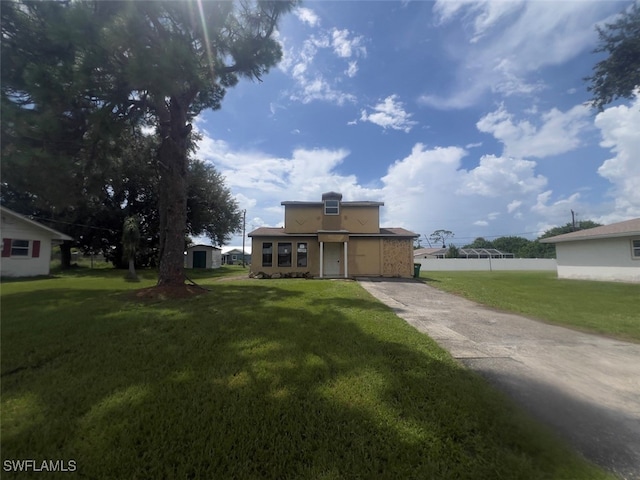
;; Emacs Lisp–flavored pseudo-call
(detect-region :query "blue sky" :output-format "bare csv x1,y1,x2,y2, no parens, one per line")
194,0,640,247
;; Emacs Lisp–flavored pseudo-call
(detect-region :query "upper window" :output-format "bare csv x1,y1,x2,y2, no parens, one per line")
324,199,339,215
11,239,30,256
278,243,292,267
632,239,640,259
262,243,273,267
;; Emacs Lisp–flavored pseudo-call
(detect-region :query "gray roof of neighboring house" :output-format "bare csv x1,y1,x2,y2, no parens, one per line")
1,206,73,241
248,227,418,238
539,218,640,243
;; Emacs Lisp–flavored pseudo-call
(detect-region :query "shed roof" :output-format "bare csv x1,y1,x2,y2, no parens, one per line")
539,218,640,243
187,244,221,250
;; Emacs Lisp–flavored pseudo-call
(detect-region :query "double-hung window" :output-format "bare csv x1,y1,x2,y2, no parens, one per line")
324,200,339,215
632,239,640,259
11,239,30,256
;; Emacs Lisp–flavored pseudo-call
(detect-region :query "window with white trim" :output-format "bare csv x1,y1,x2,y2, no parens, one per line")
11,239,30,256
324,200,339,215
632,239,640,259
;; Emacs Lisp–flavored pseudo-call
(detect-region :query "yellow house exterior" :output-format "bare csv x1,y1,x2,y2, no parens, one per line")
249,192,418,278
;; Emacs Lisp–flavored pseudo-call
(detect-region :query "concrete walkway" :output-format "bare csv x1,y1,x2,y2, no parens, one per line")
357,277,640,480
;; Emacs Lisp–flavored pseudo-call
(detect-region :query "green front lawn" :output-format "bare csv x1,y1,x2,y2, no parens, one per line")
1,269,611,479
420,271,640,343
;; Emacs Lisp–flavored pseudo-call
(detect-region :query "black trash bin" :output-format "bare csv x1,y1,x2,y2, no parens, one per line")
413,263,421,278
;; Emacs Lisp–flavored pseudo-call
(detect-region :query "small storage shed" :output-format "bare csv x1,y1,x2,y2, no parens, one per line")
185,244,221,269
1,206,73,277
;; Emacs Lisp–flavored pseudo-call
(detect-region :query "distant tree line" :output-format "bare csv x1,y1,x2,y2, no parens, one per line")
462,221,602,259
414,221,602,258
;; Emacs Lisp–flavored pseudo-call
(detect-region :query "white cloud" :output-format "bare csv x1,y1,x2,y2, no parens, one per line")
531,190,583,234
476,104,591,158
331,28,366,58
474,220,489,226
195,127,556,246
360,95,417,133
426,1,621,108
279,27,364,104
294,7,320,27
458,154,547,197
507,200,522,213
290,75,356,106
594,94,640,219
345,60,358,78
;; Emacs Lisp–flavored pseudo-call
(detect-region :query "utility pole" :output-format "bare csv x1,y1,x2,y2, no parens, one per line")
241,209,246,268
571,209,576,231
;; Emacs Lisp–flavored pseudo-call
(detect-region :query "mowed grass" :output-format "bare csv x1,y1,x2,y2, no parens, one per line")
1,269,612,479
421,271,640,343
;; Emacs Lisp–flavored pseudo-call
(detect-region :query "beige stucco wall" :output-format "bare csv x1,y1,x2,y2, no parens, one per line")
251,236,414,278
341,206,380,234
348,238,381,275
284,204,380,234
251,237,319,275
284,206,323,234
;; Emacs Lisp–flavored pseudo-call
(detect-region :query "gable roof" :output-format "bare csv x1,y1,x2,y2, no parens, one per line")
539,218,640,243
1,206,73,241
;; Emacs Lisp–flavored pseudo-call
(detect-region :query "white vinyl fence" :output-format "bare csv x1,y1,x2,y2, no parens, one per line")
416,258,557,272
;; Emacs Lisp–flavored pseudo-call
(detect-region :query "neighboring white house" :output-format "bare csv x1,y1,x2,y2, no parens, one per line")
540,218,640,283
185,244,221,269
1,206,73,277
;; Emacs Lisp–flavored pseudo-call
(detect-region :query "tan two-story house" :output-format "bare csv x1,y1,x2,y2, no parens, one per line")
249,192,418,278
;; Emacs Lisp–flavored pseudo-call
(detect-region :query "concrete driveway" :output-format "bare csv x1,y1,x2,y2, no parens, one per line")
357,277,640,480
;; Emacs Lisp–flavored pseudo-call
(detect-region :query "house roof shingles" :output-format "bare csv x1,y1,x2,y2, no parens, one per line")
540,218,640,243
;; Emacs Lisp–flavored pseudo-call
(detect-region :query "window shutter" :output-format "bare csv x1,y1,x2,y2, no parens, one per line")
2,238,11,257
32,240,41,258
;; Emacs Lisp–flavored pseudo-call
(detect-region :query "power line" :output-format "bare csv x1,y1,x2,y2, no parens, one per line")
29,216,118,233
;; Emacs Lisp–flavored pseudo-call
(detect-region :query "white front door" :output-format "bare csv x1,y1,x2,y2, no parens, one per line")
323,243,341,277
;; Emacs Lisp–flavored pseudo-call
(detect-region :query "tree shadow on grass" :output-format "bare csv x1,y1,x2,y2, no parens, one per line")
1,283,607,479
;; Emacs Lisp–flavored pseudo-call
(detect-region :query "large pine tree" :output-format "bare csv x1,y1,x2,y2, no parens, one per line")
2,1,294,285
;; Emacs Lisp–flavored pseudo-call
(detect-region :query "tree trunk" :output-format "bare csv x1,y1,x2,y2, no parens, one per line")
60,241,72,269
156,95,192,287
128,257,137,279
